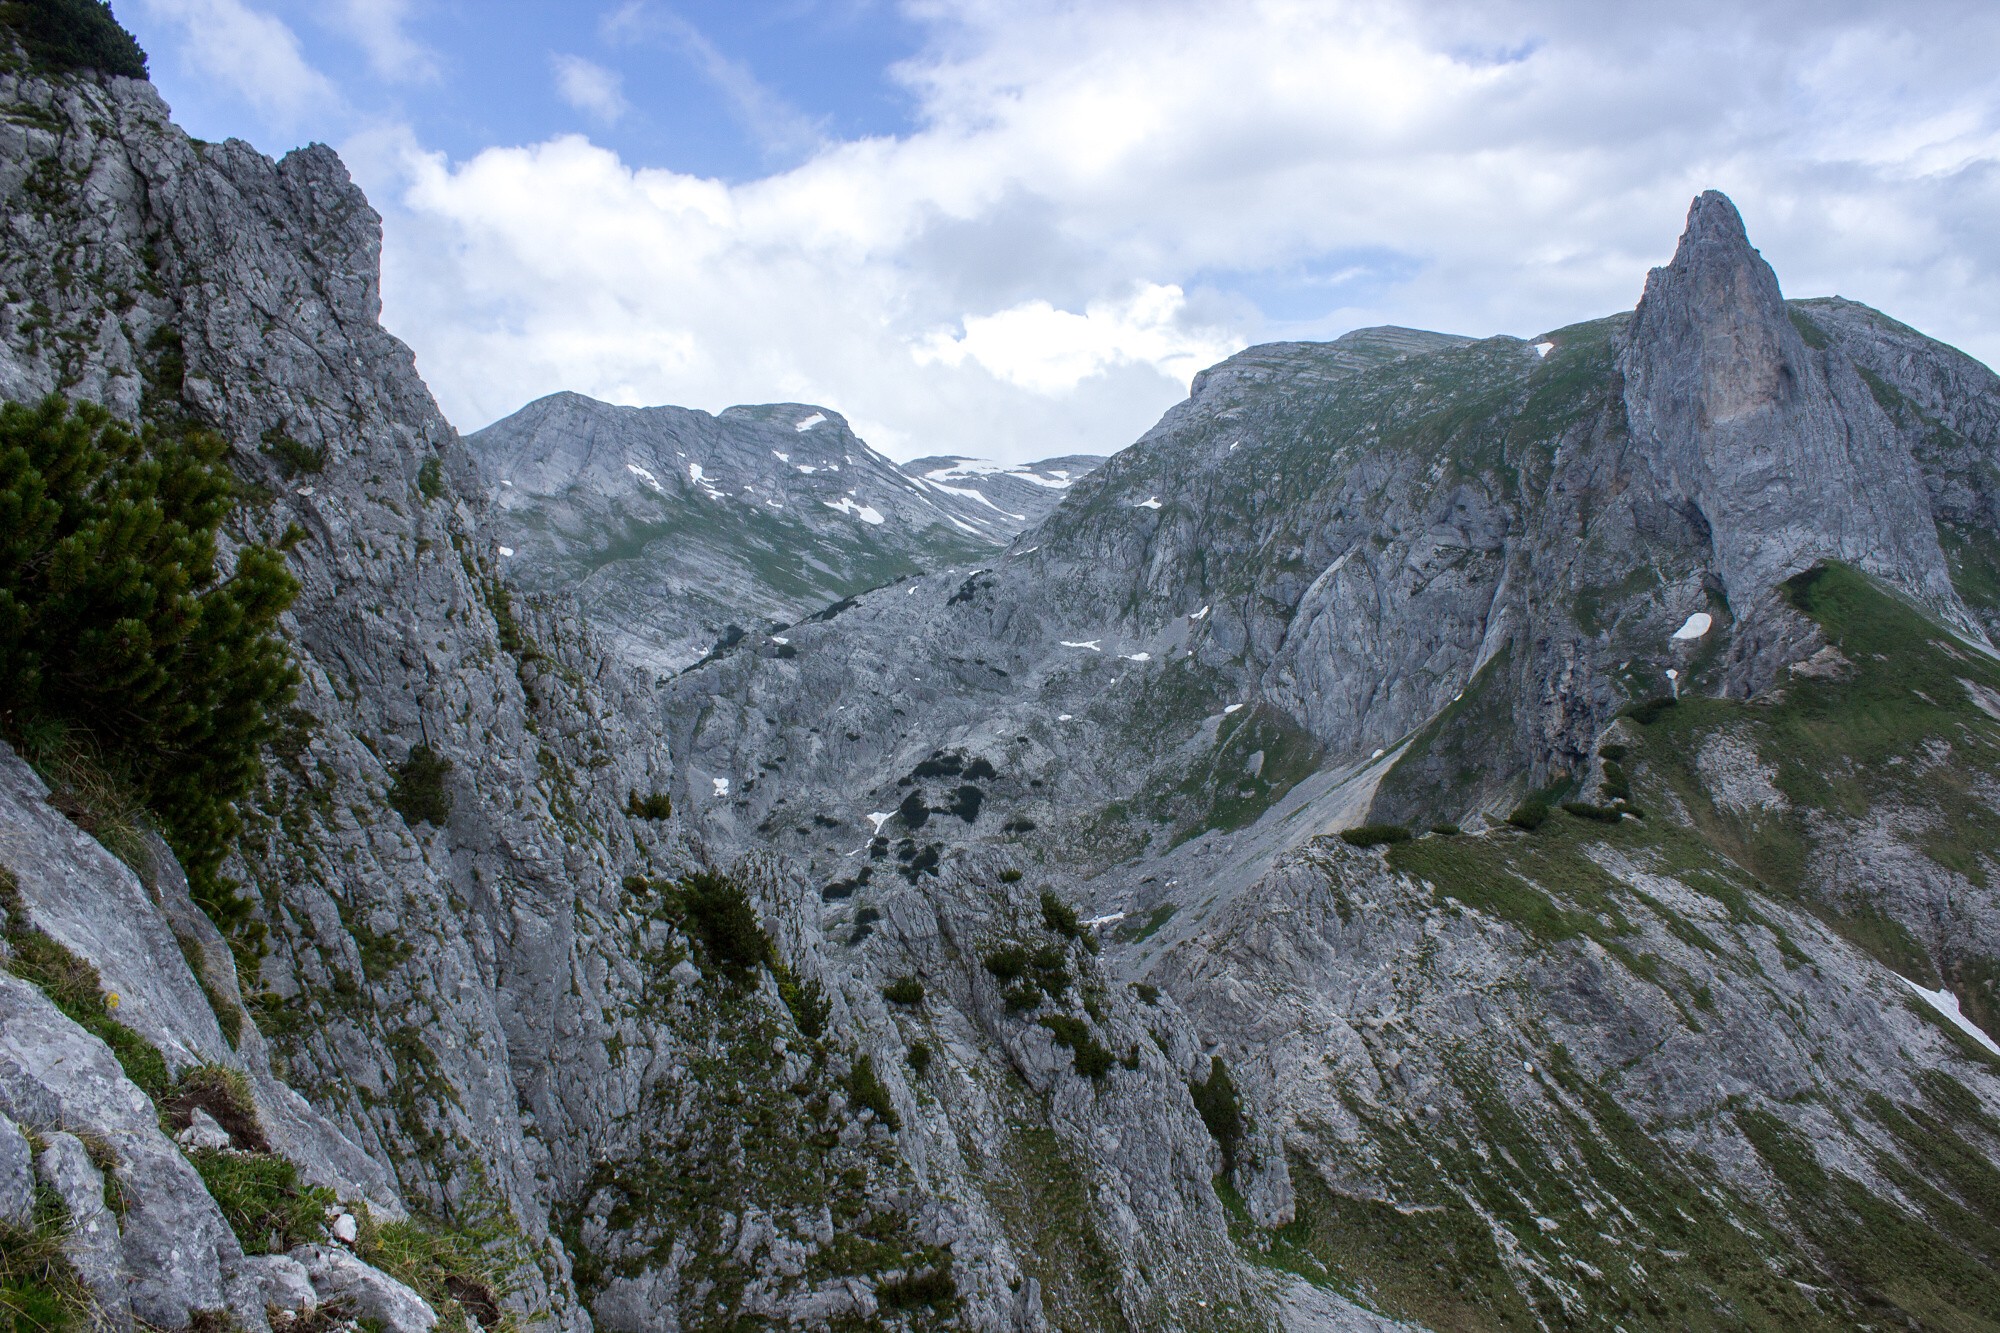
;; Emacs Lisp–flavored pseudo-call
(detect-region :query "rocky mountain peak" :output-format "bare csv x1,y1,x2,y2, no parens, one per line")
1621,189,1968,636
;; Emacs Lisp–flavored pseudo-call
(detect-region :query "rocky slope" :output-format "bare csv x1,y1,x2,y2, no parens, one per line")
466,394,1038,674
2,13,1999,1333
658,194,2000,1326
0,33,1345,1333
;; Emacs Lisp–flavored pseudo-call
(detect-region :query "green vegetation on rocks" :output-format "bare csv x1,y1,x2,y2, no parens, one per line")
0,0,146,79
0,397,298,938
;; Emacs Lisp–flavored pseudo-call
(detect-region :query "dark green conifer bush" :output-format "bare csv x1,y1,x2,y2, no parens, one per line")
388,745,453,827
1190,1056,1244,1171
0,397,298,934
1339,823,1411,847
0,0,147,79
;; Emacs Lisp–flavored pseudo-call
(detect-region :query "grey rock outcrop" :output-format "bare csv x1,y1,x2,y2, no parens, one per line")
36,1132,128,1325
0,1115,31,1227
291,1244,437,1333
1621,190,1970,638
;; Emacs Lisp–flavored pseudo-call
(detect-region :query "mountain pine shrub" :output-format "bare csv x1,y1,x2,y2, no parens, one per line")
1190,1056,1244,1172
388,745,453,827
0,397,298,935
0,0,146,79
1339,823,1411,847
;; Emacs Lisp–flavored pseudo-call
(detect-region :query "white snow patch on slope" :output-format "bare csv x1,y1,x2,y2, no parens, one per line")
1533,341,1555,358
795,413,827,431
796,464,819,474
867,811,893,834
1190,605,1210,620
823,496,886,525
497,545,514,557
924,478,1026,519
1134,497,1163,510
626,462,665,493
772,450,790,463
1082,912,1126,928
1223,703,1244,714
1672,611,1714,641
712,778,730,797
1121,652,1151,662
683,461,726,498
1061,640,1102,652
1900,976,2000,1056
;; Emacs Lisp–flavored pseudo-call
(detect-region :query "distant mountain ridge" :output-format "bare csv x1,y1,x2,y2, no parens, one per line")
466,393,1106,673
898,454,1105,530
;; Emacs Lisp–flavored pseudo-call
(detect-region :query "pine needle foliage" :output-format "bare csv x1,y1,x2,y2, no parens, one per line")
0,396,298,933
0,0,146,79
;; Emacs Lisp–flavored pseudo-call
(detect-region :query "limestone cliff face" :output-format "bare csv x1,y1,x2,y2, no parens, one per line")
1621,191,1967,636
0,54,1307,1333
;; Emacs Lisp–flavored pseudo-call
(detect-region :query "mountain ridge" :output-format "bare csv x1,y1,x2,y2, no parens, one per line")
0,24,1996,1332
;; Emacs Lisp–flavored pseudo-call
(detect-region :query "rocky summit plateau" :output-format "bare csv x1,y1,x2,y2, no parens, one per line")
1,9,1999,1333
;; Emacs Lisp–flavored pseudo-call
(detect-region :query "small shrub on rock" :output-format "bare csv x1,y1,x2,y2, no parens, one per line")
1037,1015,1115,1079
846,1054,900,1129
983,945,1029,981
906,1041,932,1077
1040,891,1080,938
388,745,453,827
626,791,672,820
679,872,772,976
882,976,924,1006
1190,1056,1244,1172
1339,823,1411,848
1507,799,1551,831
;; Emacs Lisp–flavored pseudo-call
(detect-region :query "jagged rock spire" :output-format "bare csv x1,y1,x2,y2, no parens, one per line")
1621,190,1966,630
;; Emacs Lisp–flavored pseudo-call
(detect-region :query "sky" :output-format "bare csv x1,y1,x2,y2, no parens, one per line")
119,0,2000,465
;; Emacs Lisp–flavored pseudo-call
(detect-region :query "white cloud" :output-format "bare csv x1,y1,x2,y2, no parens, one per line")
914,285,1235,394
141,0,336,120
332,0,435,82
357,0,2000,464
551,54,629,126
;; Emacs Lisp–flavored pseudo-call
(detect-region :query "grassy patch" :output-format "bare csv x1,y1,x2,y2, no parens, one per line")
185,1148,331,1255
0,1180,94,1333
0,870,168,1098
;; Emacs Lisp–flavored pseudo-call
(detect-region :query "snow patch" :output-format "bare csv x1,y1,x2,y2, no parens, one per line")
1899,976,2000,1056
795,413,827,431
1082,912,1126,928
712,778,730,797
772,450,790,463
500,479,514,487
1189,605,1210,621
1672,611,1713,641
795,464,819,474
771,636,789,645
1057,714,1073,721
626,462,665,493
823,496,886,525
1223,703,1244,715
1121,652,1151,662
498,545,514,557
1134,497,1163,510
1061,640,1102,652
1533,341,1555,358
867,812,893,834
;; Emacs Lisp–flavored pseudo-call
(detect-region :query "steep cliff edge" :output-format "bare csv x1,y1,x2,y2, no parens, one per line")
0,39,1310,1333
